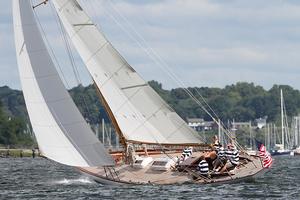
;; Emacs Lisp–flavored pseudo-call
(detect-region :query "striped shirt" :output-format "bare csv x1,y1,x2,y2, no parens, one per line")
226,148,239,165
182,148,193,158
217,147,226,159
181,148,193,161
198,160,209,174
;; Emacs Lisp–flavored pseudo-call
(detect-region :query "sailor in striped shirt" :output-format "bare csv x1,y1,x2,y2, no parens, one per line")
228,148,239,166
213,146,227,172
220,144,239,173
198,156,209,175
179,147,193,163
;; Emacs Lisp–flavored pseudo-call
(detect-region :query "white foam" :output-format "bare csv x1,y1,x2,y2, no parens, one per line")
54,177,93,185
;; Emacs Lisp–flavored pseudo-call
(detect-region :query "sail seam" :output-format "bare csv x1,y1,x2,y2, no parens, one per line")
21,73,58,79
27,48,48,54
31,120,87,127
84,41,109,64
121,84,148,90
25,96,72,104
41,143,100,148
70,19,92,38
73,23,94,26
15,23,36,27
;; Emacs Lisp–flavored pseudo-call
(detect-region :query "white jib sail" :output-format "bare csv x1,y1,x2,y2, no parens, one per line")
52,0,203,145
13,0,114,167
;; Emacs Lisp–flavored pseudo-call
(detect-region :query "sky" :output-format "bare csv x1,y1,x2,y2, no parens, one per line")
1,0,300,90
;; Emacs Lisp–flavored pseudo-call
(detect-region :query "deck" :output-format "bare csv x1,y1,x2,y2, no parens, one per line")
78,153,264,185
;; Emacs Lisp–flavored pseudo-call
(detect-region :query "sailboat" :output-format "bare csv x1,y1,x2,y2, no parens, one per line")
271,89,291,156
290,116,300,156
13,0,265,185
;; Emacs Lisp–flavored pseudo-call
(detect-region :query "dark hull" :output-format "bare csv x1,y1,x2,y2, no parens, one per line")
271,150,291,156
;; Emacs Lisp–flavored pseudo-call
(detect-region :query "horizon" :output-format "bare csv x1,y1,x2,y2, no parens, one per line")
2,0,300,90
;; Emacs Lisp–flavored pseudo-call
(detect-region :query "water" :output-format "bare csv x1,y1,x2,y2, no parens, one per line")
0,156,299,200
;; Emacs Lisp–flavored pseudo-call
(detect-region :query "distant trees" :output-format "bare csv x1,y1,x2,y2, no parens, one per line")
0,100,33,148
149,81,300,124
2,81,300,147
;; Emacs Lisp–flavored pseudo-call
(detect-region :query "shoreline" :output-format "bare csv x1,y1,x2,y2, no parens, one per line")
0,149,39,158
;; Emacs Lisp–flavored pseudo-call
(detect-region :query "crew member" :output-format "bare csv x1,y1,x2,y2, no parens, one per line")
198,156,209,175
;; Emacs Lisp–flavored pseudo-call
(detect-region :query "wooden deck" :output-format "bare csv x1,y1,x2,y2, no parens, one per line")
78,153,264,185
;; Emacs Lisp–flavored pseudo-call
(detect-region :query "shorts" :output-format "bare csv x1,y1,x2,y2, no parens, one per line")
226,162,237,170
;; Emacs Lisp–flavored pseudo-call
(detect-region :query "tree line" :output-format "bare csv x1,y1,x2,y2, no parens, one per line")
1,81,300,147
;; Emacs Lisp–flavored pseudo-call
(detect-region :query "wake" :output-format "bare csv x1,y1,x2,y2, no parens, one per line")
53,177,94,185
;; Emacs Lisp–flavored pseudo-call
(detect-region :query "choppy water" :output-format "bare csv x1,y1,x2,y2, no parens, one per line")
0,156,299,199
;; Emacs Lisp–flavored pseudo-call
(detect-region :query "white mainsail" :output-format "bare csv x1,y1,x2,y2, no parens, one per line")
52,0,202,145
13,0,114,167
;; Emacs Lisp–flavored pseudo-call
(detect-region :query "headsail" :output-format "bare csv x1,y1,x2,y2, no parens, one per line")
52,0,203,145
13,0,114,167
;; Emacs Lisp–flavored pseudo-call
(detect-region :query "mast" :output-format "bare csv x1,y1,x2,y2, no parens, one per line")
249,121,252,149
296,117,299,147
102,118,105,144
267,123,270,150
93,81,127,148
218,119,221,146
281,89,284,149
274,124,277,145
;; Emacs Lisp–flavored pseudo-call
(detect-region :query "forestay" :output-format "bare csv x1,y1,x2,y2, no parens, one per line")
52,0,202,145
13,0,114,167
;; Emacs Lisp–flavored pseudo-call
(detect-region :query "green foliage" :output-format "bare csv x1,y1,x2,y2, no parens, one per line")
69,84,109,124
2,81,300,147
151,81,300,124
0,86,27,119
0,100,33,148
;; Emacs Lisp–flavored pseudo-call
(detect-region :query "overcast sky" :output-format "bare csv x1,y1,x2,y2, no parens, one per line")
1,0,300,90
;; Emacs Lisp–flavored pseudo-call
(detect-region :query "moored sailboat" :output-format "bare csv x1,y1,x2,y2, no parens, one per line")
13,0,266,185
271,90,292,156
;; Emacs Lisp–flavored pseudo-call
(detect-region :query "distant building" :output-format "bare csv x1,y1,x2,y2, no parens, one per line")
255,117,267,129
187,118,217,131
232,121,251,130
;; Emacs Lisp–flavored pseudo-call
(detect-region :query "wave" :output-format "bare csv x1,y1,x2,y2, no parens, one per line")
53,177,94,185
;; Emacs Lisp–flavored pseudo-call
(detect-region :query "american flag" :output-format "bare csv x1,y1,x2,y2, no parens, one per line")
257,142,273,168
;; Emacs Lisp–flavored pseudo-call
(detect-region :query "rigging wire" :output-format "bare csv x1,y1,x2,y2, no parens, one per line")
83,0,244,150
51,4,82,85
49,1,95,122
32,1,70,89
282,94,291,148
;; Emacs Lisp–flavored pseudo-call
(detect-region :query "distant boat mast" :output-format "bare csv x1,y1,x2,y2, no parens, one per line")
281,89,284,149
